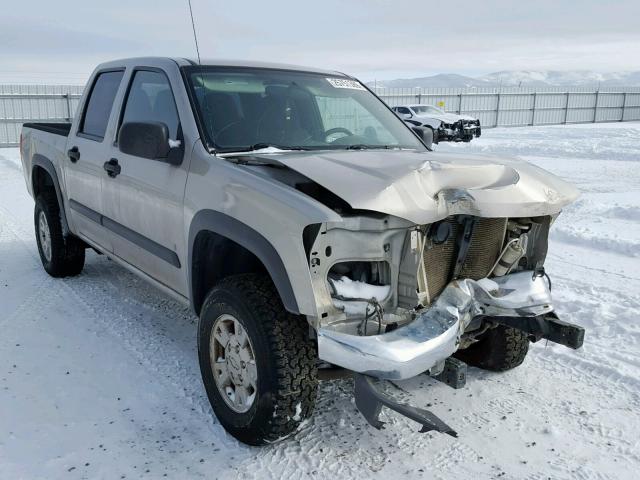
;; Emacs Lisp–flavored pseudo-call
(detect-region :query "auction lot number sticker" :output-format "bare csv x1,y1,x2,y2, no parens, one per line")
326,78,366,90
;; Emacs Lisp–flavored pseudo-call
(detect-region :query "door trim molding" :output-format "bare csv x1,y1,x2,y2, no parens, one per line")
69,199,181,268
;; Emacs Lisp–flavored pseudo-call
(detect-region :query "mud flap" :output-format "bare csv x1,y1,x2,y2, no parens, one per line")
353,373,458,437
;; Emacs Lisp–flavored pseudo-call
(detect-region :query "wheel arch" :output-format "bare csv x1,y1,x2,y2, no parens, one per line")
188,210,300,316
31,154,69,235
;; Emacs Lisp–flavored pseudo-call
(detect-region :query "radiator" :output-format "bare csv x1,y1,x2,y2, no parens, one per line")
421,217,507,304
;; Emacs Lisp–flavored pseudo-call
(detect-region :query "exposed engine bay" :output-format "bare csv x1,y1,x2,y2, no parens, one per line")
307,213,552,342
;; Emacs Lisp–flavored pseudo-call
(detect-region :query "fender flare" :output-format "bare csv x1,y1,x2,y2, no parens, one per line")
188,210,300,315
31,154,70,235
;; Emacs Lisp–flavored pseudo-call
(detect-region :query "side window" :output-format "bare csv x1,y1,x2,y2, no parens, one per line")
80,70,124,139
397,107,410,114
120,70,180,140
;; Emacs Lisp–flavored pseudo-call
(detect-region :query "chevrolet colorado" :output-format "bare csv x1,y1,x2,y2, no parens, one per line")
20,57,584,445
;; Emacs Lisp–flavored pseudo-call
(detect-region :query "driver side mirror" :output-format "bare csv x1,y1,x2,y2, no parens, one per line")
412,126,433,149
402,112,413,120
119,122,182,165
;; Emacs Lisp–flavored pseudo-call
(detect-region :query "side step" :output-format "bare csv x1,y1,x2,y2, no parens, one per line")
493,312,585,349
353,373,457,437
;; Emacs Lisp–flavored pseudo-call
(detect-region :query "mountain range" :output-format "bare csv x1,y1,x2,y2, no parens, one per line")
368,71,640,88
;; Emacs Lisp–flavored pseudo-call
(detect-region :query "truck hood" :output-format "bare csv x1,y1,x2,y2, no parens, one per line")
256,149,579,224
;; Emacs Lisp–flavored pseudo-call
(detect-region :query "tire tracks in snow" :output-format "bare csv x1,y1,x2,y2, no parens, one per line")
0,200,246,451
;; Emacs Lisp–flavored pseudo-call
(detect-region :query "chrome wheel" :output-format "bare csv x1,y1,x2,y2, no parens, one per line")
210,314,258,413
38,211,52,262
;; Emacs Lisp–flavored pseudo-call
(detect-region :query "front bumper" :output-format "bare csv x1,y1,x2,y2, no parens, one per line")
439,120,481,142
317,270,553,380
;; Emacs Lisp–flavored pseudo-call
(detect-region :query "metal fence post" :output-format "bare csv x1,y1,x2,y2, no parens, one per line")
495,93,501,128
531,92,537,126
621,92,627,122
563,92,570,124
593,90,599,123
64,94,72,122
458,93,462,114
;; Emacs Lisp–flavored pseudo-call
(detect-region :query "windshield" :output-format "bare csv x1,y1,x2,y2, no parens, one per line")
411,105,444,115
183,67,426,153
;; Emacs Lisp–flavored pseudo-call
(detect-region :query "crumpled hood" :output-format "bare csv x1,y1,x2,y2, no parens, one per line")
260,149,579,224
414,113,476,124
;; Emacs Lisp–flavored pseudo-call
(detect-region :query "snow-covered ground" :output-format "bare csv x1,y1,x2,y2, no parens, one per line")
1,123,639,479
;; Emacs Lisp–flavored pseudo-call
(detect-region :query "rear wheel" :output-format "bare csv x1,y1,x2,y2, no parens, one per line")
34,193,85,277
455,325,529,372
198,274,318,445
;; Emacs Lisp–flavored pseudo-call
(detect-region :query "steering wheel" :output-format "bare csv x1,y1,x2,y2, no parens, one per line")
325,127,354,142
213,120,243,144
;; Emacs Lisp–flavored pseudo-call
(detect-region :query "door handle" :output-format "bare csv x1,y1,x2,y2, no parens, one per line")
103,158,121,178
68,146,80,163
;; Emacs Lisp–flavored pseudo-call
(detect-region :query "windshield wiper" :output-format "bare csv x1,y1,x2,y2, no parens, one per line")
217,143,308,154
344,144,398,150
345,144,369,150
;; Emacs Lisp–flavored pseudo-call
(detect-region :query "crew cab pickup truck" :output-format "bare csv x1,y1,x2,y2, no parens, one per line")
393,104,481,143
20,57,585,445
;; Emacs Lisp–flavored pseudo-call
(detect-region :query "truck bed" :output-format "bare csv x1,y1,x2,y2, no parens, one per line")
22,122,72,137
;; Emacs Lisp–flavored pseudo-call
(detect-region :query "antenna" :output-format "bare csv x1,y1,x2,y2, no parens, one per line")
187,0,201,64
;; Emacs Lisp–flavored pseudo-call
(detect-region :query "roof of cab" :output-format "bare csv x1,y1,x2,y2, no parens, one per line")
95,57,348,77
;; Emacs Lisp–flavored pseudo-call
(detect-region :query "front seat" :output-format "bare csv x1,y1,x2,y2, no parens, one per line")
255,86,311,145
202,92,246,146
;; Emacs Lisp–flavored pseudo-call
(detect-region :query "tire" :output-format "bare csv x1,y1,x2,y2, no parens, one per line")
454,325,529,372
34,193,85,277
198,273,318,445
429,126,439,144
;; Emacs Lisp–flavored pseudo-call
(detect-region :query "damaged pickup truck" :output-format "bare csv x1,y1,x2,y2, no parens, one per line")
20,57,584,446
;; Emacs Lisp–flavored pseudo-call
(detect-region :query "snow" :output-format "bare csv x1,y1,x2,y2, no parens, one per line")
292,402,303,422
331,276,391,315
330,276,391,301
1,122,639,479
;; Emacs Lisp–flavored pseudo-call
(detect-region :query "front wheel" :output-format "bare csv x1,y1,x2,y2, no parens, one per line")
428,126,439,144
198,274,318,445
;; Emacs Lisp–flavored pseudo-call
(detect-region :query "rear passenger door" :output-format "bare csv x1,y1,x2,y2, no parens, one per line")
102,68,189,295
65,69,125,252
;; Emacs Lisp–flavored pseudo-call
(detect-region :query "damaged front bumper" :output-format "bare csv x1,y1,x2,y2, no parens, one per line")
438,120,481,142
318,270,555,380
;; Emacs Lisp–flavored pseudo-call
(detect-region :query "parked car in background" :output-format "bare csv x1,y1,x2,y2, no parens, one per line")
392,104,481,143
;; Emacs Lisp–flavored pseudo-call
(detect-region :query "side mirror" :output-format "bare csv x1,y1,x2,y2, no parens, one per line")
119,122,181,164
402,113,413,120
412,126,433,149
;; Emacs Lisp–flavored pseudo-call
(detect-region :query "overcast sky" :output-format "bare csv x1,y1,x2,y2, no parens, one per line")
1,0,639,84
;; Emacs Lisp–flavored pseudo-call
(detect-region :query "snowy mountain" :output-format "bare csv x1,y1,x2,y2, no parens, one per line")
480,70,640,87
370,70,640,88
369,74,490,89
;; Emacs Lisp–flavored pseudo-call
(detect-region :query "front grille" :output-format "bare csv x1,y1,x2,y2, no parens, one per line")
421,217,507,304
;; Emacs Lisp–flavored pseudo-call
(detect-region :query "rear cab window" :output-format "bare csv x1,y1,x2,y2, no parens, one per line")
79,70,124,140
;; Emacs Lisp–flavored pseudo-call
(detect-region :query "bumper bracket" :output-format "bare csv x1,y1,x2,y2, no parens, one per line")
492,312,585,349
354,373,457,437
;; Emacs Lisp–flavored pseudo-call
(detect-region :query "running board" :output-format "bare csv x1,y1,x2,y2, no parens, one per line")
492,312,585,349
353,373,457,437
